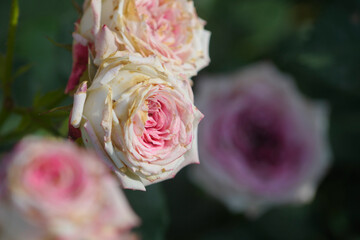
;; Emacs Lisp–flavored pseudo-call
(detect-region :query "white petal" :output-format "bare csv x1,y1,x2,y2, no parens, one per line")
71,81,87,128
94,25,118,65
82,121,116,171
114,170,146,191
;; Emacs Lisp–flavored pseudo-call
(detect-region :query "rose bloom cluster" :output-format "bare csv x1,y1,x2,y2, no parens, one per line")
190,63,331,216
67,0,210,190
0,0,209,238
0,137,139,240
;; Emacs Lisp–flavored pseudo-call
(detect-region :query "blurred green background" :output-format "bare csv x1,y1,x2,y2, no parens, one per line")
0,0,360,239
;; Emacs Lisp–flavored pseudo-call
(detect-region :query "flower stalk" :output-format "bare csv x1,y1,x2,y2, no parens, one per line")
0,0,19,131
2,0,19,107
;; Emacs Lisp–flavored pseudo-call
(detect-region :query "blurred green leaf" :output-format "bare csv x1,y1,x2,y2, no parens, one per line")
10,107,66,137
58,116,69,137
13,63,32,79
33,89,67,110
46,36,72,52
194,0,216,20
0,112,22,136
297,53,334,69
71,0,82,16
31,128,55,137
39,104,72,117
125,184,169,240
0,114,33,144
277,2,360,92
234,0,293,59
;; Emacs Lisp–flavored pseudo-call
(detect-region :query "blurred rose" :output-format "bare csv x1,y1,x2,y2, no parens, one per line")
66,0,210,92
70,54,203,191
190,63,331,215
0,137,139,240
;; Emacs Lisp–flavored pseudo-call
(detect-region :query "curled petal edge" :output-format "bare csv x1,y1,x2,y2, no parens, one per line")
71,81,88,128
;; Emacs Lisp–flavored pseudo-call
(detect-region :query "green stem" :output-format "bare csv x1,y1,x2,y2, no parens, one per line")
13,107,61,136
2,0,19,109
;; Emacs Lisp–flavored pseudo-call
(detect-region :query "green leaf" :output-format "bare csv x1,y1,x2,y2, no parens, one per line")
234,0,292,59
125,184,169,240
10,106,67,137
33,89,67,110
0,114,34,144
13,63,32,79
58,116,69,137
31,128,54,137
39,104,72,117
194,0,216,20
46,36,72,52
71,0,82,16
0,112,22,135
297,53,334,70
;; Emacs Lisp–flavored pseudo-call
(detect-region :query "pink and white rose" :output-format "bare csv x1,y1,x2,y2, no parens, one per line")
190,63,331,216
0,137,139,240
70,54,203,191
66,0,210,93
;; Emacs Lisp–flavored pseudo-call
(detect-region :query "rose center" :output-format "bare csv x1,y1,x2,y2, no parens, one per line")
141,96,172,150
233,104,286,179
25,154,85,200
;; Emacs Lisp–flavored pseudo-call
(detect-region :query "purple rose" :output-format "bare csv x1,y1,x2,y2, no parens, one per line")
191,63,331,215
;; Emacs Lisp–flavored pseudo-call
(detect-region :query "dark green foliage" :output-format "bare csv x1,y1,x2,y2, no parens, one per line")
125,185,169,240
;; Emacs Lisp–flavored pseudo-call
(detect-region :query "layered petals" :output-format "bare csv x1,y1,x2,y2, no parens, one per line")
74,0,210,79
71,54,203,190
190,63,331,215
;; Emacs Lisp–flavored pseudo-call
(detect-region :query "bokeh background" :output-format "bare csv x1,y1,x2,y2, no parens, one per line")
0,0,360,239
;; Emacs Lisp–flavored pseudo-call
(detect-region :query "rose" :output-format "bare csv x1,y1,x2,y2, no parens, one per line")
80,0,210,75
70,54,203,191
190,63,331,215
66,0,210,93
0,137,139,240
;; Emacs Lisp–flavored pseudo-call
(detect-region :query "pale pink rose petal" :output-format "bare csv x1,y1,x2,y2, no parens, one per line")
74,0,210,78
94,25,119,65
